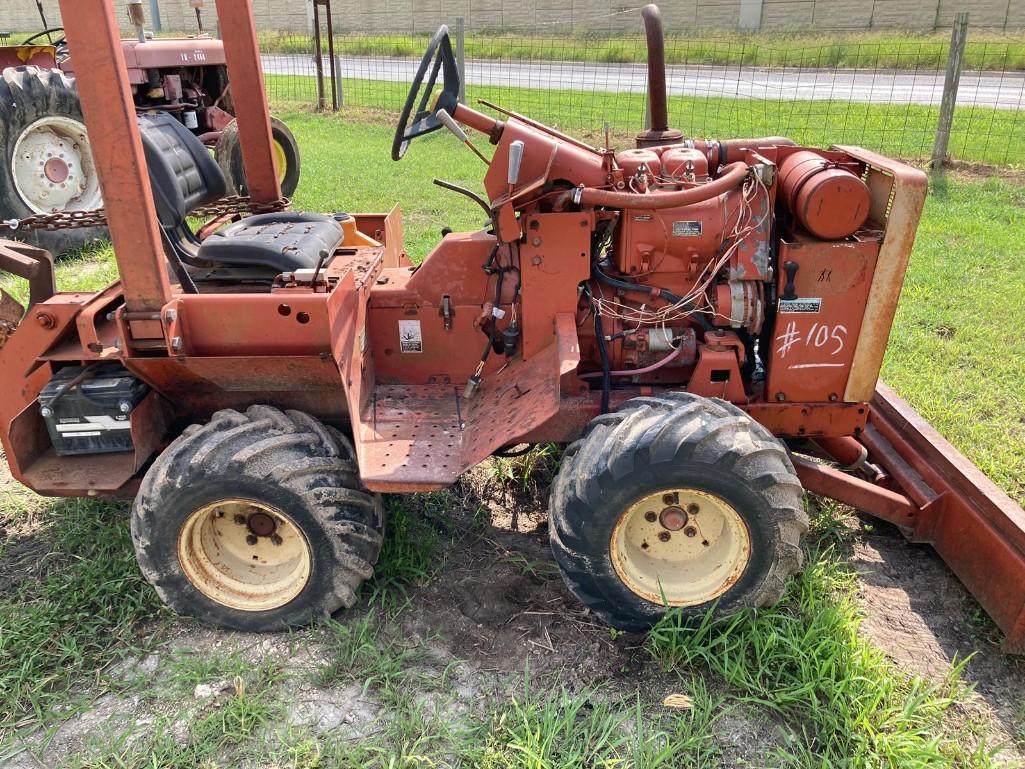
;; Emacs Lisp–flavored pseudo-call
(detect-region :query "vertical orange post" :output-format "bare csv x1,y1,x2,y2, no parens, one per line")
57,0,171,314
214,0,282,204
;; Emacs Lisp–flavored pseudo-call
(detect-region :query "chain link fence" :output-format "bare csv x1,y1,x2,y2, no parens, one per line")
259,22,1025,167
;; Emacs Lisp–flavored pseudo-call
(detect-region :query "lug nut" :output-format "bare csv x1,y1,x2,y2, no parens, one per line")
270,533,283,546
684,526,699,538
687,503,700,515
658,531,671,542
644,511,657,522
662,494,676,505
233,514,246,525
246,534,258,546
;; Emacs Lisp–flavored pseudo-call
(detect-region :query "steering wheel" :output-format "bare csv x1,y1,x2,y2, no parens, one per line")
392,25,461,161
22,27,66,48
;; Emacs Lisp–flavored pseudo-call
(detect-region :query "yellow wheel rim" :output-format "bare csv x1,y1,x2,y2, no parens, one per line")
610,488,750,607
272,138,288,185
177,499,311,612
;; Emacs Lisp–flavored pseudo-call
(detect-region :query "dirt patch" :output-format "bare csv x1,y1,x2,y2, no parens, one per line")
852,518,1025,761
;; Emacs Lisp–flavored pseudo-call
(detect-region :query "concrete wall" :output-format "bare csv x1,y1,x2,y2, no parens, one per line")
0,0,1019,34
0,1,307,36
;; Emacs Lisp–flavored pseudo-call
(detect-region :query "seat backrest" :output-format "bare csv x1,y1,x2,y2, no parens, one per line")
137,113,226,229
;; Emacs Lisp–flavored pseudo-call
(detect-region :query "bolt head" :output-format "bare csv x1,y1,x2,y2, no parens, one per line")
36,312,55,329
245,534,258,546
118,400,132,414
686,503,700,515
165,309,177,322
658,531,671,542
644,511,657,523
171,336,183,351
684,525,699,538
40,406,53,418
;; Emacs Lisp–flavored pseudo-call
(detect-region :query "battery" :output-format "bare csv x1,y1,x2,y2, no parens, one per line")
38,365,150,456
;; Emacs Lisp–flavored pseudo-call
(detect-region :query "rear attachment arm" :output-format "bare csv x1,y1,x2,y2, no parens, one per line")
795,382,1025,654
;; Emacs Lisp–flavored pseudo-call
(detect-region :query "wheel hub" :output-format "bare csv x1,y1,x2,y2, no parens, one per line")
11,116,101,214
43,156,70,183
177,499,311,611
610,488,751,607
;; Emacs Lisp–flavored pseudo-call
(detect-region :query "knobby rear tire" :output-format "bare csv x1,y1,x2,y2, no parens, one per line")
132,405,382,632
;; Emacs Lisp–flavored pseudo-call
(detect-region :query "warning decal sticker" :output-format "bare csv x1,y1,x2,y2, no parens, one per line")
398,319,423,353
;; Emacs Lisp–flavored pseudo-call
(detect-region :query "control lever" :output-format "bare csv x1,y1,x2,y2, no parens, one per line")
782,260,800,301
436,109,488,164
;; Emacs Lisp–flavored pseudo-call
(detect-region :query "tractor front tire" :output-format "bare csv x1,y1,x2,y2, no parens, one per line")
215,116,301,199
550,393,808,631
0,66,105,256
132,406,383,631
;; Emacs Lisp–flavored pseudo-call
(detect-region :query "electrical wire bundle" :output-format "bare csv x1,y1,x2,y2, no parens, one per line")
590,169,769,332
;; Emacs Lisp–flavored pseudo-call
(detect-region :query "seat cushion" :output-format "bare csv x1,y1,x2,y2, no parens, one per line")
198,212,344,273
138,113,227,229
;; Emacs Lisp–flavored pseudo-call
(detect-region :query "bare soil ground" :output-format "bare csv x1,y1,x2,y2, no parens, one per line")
1,462,1023,767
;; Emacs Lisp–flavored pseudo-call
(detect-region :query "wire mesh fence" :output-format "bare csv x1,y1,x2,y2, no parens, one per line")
260,28,1025,166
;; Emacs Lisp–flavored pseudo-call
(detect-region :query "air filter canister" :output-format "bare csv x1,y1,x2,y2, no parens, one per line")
779,150,870,240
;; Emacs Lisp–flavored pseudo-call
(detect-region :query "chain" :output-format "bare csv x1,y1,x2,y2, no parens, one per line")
2,196,290,232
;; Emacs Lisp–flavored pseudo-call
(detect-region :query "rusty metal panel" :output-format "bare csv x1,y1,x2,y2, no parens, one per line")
518,212,592,359
837,148,928,402
56,0,171,314
742,401,869,437
165,294,333,357
357,312,579,492
766,235,880,403
213,0,281,204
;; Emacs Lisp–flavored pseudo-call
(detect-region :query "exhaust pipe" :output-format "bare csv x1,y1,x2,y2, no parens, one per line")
636,4,683,148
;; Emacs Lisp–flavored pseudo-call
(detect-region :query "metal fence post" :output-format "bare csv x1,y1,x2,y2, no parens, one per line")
148,0,162,32
335,53,344,107
931,12,968,171
455,16,466,105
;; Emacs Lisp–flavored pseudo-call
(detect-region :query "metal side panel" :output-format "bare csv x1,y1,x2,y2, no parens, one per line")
836,147,928,403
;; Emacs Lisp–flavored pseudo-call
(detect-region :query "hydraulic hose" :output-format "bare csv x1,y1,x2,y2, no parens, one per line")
565,161,749,211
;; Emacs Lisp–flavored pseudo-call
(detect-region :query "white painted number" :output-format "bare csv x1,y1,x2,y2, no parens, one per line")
775,321,848,365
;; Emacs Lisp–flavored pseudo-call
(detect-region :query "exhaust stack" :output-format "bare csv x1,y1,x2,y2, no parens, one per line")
636,4,683,148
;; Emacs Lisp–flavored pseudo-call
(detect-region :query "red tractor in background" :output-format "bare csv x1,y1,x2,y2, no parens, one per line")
0,0,300,255
1,0,1023,652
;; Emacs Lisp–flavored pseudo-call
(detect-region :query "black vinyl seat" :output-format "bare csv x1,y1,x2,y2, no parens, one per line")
137,113,341,274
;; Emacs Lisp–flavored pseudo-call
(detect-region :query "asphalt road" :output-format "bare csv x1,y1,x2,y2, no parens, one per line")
262,54,1025,110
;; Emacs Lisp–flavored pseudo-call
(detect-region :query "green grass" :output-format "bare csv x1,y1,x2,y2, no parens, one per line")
0,498,162,727
255,29,1025,72
882,174,1025,503
264,77,1025,167
474,677,724,768
646,505,998,768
